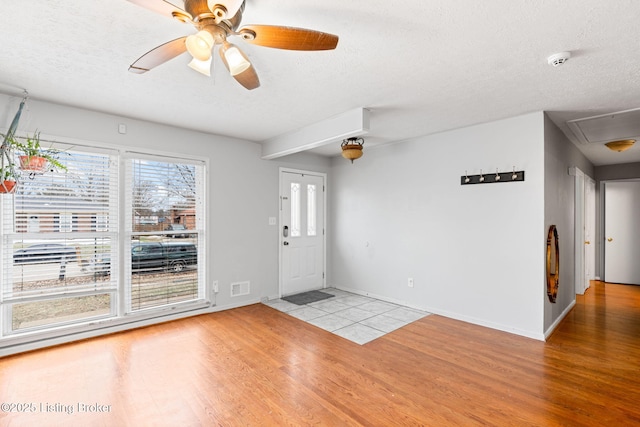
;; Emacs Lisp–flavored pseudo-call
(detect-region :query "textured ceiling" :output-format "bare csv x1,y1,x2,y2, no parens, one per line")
1,1,639,165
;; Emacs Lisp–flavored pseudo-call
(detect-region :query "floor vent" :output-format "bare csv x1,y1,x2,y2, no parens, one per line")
231,281,250,297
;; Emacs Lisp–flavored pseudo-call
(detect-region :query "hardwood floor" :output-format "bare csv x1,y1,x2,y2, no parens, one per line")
0,281,639,426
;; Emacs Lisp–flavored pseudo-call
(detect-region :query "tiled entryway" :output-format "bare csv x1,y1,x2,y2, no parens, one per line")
263,288,430,345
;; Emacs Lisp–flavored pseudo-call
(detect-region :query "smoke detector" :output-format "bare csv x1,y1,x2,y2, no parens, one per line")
547,51,571,67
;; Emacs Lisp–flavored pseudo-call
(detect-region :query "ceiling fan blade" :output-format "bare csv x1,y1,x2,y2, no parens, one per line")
127,0,191,20
129,37,188,74
218,46,260,90
237,25,339,51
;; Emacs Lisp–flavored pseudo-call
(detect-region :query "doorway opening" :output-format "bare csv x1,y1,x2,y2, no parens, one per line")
603,180,640,285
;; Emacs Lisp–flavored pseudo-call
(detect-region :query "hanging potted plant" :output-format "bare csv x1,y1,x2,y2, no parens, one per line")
0,164,18,194
13,131,66,173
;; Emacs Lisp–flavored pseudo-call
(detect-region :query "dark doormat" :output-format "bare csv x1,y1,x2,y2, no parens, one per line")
282,290,334,305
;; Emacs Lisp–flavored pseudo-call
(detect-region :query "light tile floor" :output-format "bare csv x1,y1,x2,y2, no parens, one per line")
263,288,430,345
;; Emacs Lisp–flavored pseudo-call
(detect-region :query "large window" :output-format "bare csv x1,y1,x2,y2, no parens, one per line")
125,156,205,312
0,142,206,340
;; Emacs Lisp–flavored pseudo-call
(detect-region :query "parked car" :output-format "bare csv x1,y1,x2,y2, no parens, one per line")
84,242,197,275
132,242,197,272
166,224,193,238
13,244,77,264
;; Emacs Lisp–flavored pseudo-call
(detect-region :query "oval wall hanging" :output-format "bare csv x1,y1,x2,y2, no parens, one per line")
546,225,559,303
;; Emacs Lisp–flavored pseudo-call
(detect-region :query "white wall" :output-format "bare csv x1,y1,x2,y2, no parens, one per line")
543,115,594,334
0,94,330,352
329,113,546,339
1,92,585,347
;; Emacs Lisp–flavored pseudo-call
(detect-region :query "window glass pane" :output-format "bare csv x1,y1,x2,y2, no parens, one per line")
11,293,112,332
290,182,300,237
128,237,199,311
12,150,115,234
307,184,316,236
2,147,118,335
126,157,204,312
130,160,197,235
8,237,114,297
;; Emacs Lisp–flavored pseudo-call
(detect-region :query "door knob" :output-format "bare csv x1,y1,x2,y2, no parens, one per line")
584,241,590,245
607,237,613,242
283,241,289,246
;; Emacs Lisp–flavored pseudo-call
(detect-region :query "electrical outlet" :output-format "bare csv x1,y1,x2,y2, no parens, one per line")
408,277,414,288
212,281,219,293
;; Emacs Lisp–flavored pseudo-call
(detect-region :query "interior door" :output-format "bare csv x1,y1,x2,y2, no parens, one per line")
574,169,586,294
604,181,640,285
280,171,325,296
584,178,596,290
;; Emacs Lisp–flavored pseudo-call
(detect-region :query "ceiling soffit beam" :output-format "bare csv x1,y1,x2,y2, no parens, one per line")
261,107,370,160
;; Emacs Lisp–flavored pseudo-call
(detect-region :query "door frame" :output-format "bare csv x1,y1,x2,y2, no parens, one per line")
601,178,640,284
278,167,327,298
585,176,596,289
570,167,596,295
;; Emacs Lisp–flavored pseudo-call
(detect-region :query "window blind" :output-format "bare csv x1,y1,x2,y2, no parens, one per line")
124,155,205,312
1,144,119,333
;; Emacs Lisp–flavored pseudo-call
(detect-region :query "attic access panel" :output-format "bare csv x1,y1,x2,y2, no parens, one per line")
567,108,640,144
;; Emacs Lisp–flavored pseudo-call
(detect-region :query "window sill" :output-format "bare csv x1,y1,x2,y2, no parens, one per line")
0,300,212,357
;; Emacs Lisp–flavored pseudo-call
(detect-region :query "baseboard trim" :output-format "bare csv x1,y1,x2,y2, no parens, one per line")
331,284,546,341
544,299,576,340
331,285,428,311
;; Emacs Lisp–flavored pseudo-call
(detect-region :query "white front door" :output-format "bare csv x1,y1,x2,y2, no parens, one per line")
280,170,325,296
604,181,640,285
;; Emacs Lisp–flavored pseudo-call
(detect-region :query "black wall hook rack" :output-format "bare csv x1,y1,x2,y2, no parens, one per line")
461,170,525,185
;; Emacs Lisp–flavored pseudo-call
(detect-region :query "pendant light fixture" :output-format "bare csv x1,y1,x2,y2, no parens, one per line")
341,137,364,163
604,139,635,152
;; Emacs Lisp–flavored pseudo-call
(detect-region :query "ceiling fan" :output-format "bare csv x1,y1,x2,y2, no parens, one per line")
127,0,339,90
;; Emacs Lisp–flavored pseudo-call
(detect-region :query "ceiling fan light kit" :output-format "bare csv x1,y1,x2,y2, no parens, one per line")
605,139,635,152
127,0,339,90
186,30,214,61
188,56,212,76
207,0,243,20
220,41,250,76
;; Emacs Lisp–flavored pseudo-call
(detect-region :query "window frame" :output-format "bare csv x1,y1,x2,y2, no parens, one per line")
0,136,209,347
123,152,206,314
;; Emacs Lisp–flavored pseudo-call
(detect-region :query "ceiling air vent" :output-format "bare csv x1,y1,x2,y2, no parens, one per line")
567,108,640,145
231,281,250,297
